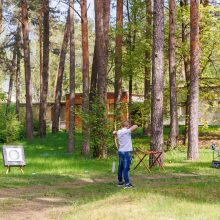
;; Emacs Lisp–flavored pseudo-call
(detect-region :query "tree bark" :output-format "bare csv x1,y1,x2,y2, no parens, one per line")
90,0,110,105
68,0,75,153
150,0,164,166
187,0,200,160
39,5,43,103
169,0,178,149
6,47,16,114
126,0,137,121
103,0,110,58
144,0,152,100
21,0,33,139
52,13,70,133
126,0,132,119
89,39,98,103
114,0,123,122
16,23,21,119
0,0,3,34
39,0,49,137
143,0,152,136
180,0,190,146
81,0,90,155
92,0,110,158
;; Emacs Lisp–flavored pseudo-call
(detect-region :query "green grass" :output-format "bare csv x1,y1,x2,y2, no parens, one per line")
0,127,220,219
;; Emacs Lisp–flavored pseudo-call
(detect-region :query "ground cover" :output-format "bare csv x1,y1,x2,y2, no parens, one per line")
0,127,220,220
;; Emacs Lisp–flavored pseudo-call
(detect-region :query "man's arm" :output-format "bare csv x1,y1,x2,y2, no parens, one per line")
129,125,138,132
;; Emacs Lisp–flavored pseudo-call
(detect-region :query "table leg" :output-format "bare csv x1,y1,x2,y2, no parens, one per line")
150,152,163,168
134,153,147,170
134,152,151,173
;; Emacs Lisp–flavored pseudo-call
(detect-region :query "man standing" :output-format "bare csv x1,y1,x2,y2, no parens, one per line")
113,121,138,188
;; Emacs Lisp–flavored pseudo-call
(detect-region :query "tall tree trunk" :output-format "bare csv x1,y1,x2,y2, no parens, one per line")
89,0,110,104
187,0,200,160
144,0,152,100
129,24,136,121
21,0,33,139
6,47,16,114
180,0,190,146
39,6,43,103
0,0,3,34
52,13,70,133
126,0,137,122
38,5,43,103
92,0,109,158
89,39,98,102
169,0,178,149
68,0,75,153
126,0,132,120
81,0,90,155
114,0,123,123
16,22,22,119
103,0,110,90
39,0,49,137
143,0,152,136
150,0,164,166
90,0,110,105
91,0,110,158
103,0,110,60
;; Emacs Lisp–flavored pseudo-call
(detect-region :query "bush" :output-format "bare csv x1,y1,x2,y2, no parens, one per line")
89,96,114,157
0,109,24,143
129,101,150,127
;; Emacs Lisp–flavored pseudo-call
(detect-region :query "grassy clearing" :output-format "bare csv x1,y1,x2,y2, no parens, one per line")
0,127,220,219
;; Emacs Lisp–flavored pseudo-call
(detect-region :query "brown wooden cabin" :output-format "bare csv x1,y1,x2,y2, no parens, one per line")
66,92,129,130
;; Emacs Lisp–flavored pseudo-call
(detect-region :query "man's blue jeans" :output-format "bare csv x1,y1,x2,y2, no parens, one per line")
118,151,131,184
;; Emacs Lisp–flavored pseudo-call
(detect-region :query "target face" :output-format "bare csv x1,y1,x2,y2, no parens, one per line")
2,146,26,166
7,148,22,161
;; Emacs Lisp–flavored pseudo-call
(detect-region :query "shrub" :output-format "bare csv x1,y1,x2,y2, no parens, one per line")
129,101,150,127
0,109,24,143
89,96,114,157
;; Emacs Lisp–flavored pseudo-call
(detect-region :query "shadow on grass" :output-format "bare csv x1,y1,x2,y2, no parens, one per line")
1,130,220,214
134,172,220,205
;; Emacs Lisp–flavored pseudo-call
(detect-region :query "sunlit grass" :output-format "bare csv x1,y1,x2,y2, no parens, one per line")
0,126,220,219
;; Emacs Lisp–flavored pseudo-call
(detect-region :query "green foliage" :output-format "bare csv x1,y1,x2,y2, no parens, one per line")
129,101,150,127
89,96,114,157
0,109,24,143
0,92,6,102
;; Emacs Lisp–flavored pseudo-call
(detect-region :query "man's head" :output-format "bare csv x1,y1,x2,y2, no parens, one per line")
121,120,130,128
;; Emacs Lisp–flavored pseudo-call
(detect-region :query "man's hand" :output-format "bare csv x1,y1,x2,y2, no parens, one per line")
113,131,117,136
129,125,138,132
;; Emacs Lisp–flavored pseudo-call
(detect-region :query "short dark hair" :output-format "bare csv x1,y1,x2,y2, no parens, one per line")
121,120,129,127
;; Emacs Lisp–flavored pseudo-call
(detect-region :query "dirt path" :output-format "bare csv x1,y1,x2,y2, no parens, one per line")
0,177,114,220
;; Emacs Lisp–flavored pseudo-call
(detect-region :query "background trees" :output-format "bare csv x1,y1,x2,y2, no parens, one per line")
0,0,219,160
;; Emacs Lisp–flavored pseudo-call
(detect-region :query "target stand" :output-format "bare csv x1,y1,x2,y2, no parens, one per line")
2,146,26,174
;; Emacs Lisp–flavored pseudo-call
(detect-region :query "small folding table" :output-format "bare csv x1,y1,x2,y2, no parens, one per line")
133,148,164,173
